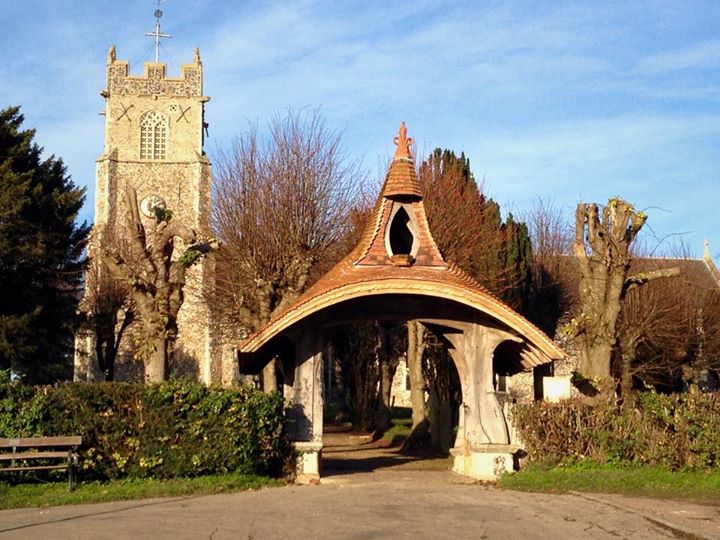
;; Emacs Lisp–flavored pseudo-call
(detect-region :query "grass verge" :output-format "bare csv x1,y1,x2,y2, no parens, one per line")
498,464,720,503
0,473,280,510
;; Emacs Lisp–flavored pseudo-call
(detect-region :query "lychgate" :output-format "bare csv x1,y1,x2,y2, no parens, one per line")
239,123,564,482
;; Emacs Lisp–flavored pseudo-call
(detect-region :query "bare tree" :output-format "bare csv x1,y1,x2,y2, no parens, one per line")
618,277,687,395
81,257,134,381
618,252,720,395
524,198,574,334
213,109,363,391
329,322,380,431
101,188,217,383
569,198,679,389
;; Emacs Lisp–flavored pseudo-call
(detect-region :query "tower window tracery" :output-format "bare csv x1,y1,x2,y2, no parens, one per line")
140,111,168,160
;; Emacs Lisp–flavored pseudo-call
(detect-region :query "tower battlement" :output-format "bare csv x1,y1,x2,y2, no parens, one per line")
104,46,203,98
99,46,209,164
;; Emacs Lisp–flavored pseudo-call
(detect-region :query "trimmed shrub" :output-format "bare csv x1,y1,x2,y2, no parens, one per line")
0,377,290,480
511,393,720,471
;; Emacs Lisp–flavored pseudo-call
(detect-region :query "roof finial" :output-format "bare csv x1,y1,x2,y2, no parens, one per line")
393,122,414,161
704,239,711,260
145,0,172,63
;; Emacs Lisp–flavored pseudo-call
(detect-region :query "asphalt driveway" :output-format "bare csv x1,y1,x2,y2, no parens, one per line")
0,469,718,540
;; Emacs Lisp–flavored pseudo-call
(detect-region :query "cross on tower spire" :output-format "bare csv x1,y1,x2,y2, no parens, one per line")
145,0,172,63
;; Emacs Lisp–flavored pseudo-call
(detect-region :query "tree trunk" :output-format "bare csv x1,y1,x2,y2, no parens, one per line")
375,324,397,434
401,320,430,451
579,339,614,379
407,320,427,427
145,335,168,383
375,359,393,433
618,331,638,399
96,333,115,382
620,350,633,399
385,357,400,406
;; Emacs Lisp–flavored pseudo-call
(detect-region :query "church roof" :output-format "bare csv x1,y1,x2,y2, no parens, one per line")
239,124,564,364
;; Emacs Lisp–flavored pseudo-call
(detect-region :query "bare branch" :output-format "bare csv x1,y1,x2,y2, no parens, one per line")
624,267,681,294
574,204,591,273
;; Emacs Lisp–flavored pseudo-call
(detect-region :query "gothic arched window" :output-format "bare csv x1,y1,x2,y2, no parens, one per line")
140,111,168,160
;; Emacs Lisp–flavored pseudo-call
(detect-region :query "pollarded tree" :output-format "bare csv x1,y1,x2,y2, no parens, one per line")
213,109,363,391
0,106,89,382
101,187,217,383
570,198,679,388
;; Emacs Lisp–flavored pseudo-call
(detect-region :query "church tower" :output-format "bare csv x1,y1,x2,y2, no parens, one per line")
75,38,222,383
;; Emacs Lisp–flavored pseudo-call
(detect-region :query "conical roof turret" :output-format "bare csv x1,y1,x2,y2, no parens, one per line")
381,122,423,200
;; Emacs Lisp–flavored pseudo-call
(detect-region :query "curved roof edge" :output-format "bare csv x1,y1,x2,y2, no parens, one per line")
239,278,565,361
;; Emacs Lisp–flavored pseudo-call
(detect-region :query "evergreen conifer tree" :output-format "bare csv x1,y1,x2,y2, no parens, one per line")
419,148,533,310
0,106,89,382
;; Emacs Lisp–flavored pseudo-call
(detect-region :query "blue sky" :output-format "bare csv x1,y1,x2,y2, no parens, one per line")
2,0,719,260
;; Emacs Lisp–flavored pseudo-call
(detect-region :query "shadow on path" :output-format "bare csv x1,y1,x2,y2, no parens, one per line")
321,428,452,478
0,496,200,535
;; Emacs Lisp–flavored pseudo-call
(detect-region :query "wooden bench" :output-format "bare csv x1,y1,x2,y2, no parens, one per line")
0,436,82,490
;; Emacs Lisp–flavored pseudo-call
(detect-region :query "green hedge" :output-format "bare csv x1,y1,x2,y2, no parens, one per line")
511,393,720,471
0,375,290,480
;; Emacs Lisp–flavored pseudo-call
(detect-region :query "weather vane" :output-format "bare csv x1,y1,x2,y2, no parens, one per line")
145,0,171,63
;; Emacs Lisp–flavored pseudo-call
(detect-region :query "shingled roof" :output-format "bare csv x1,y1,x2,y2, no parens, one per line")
239,123,564,364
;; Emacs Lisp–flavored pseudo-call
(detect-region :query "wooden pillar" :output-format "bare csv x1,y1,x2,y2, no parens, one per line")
286,330,324,483
444,322,520,480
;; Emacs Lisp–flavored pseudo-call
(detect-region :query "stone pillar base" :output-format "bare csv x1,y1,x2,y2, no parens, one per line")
450,444,518,481
294,441,323,484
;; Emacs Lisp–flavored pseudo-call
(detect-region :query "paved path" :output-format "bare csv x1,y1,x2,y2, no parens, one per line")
1,432,719,539
1,470,719,539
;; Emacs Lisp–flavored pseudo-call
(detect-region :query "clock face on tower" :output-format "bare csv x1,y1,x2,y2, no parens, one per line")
140,195,167,218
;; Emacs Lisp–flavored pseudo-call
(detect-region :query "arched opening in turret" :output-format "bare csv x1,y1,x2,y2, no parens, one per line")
386,205,417,260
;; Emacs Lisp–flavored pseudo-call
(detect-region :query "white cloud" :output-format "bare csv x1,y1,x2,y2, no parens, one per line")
2,0,719,259
637,40,720,74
